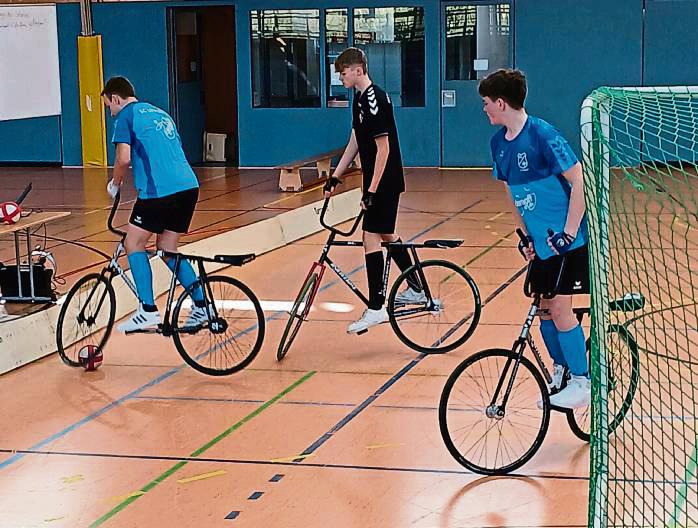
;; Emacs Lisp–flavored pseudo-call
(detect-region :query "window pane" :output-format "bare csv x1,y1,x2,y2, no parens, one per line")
251,9,321,108
445,4,510,81
326,9,349,107
353,7,425,107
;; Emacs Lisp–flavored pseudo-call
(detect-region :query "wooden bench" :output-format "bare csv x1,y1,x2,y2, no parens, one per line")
277,147,346,192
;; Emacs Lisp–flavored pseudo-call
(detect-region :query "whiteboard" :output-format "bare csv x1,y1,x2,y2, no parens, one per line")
0,5,62,121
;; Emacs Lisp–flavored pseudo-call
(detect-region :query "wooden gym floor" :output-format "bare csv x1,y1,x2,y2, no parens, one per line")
0,168,590,528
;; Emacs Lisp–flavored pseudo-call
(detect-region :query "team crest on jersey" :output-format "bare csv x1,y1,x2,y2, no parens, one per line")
517,152,529,171
155,116,176,140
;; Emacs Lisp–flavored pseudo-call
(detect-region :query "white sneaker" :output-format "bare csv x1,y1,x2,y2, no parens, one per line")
184,304,213,328
117,306,161,333
395,287,427,304
551,364,566,390
347,307,388,334
549,375,591,409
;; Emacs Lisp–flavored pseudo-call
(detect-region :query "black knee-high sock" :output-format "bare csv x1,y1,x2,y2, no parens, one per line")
365,250,385,310
389,238,422,292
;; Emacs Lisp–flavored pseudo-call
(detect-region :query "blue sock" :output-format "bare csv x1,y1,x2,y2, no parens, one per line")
558,324,588,377
540,319,566,366
127,251,155,309
165,257,204,304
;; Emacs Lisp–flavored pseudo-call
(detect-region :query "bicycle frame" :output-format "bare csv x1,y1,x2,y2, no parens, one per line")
79,192,226,337
301,198,442,318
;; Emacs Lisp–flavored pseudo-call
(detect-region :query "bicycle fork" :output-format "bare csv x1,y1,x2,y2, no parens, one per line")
486,297,550,418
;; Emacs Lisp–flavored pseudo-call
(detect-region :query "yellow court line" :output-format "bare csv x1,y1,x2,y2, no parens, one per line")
264,185,324,208
488,212,506,221
366,443,405,450
104,491,145,504
270,453,316,463
61,475,84,484
177,469,226,484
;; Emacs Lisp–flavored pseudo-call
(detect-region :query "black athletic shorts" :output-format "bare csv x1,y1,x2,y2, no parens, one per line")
362,193,400,234
527,244,590,296
129,187,198,234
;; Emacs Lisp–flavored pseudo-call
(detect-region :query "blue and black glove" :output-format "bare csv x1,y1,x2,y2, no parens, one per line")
323,176,341,194
547,228,576,255
517,232,534,259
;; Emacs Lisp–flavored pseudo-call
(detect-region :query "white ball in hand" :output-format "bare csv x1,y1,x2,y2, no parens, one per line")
106,179,120,199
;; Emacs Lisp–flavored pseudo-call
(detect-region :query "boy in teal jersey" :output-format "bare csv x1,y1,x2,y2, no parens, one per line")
479,69,590,409
102,76,207,332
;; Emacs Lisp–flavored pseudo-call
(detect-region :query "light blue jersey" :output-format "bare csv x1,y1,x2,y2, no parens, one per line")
112,102,198,199
490,116,587,260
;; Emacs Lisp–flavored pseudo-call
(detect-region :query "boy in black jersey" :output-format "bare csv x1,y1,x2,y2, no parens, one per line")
324,47,423,334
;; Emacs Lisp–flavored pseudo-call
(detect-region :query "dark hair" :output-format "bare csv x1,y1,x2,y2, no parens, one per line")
101,76,136,99
478,69,527,110
334,47,367,74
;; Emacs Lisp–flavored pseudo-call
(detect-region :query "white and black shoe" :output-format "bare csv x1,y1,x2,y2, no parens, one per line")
347,307,388,334
184,304,213,328
395,287,427,304
117,305,161,333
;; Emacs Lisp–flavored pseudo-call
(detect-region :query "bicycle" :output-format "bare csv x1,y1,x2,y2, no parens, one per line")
439,229,643,475
277,198,481,360
55,193,265,376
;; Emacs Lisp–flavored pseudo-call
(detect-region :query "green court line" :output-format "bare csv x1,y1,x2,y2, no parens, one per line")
441,229,516,284
669,438,698,528
90,371,316,528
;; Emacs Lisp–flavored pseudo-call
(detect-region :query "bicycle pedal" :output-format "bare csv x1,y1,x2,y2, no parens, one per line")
550,404,569,413
357,329,368,335
124,328,158,335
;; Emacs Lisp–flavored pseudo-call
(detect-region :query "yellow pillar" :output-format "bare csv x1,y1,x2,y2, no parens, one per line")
78,35,107,167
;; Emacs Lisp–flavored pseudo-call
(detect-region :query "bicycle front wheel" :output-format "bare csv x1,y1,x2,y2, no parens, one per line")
439,348,550,475
172,275,265,376
56,272,116,367
277,272,319,361
388,260,480,354
567,326,640,442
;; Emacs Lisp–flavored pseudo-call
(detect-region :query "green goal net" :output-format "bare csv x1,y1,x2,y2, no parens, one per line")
581,86,698,527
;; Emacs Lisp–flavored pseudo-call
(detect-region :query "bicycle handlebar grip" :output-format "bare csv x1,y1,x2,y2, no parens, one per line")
319,197,364,237
107,192,125,236
515,228,529,244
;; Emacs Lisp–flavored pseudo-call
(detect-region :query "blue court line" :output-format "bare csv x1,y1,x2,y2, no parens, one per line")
0,199,482,473
247,491,264,500
292,262,528,463
225,511,240,520
0,368,179,470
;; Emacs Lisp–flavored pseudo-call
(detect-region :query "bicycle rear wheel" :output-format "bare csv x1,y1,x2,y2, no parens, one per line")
439,348,550,475
172,275,265,376
388,260,480,354
567,326,640,441
56,272,116,367
277,272,319,361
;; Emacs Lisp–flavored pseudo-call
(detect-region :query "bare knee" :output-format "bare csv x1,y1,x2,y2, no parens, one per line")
547,297,577,331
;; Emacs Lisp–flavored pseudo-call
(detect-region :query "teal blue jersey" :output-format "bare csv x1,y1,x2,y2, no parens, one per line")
490,116,587,260
112,102,198,199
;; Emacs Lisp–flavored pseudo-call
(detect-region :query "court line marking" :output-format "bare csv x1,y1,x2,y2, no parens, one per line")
89,371,316,528
292,254,527,462
177,469,226,484
0,447,594,482
0,199,482,474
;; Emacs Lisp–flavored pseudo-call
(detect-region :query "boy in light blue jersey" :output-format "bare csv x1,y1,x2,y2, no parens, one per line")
102,76,207,333
479,69,590,409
